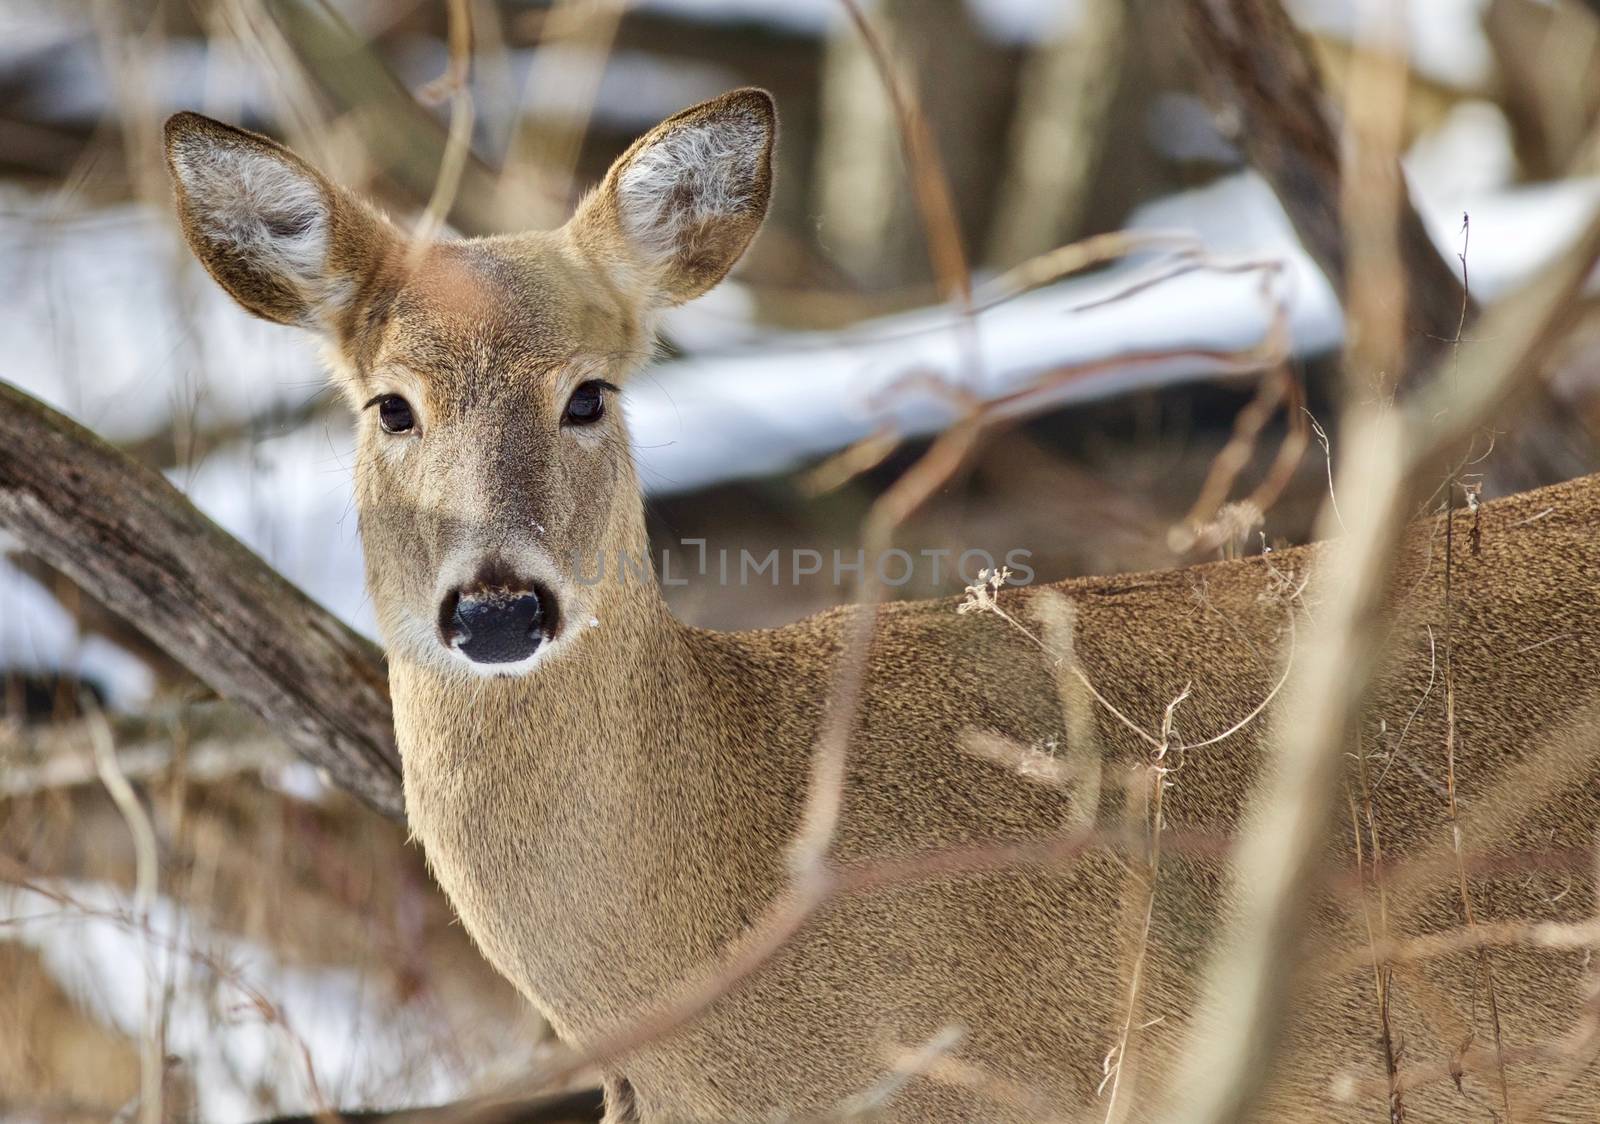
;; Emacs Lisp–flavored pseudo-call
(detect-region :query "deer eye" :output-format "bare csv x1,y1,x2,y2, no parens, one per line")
374,394,415,434
562,380,611,426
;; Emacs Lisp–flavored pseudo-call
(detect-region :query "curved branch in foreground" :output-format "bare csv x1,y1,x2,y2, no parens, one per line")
0,380,404,819
259,1088,605,1124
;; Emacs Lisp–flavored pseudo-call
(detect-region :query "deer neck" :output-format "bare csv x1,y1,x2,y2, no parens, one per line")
387,497,772,1030
391,494,693,801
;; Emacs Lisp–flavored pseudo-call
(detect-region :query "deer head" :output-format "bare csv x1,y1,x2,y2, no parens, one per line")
165,90,775,676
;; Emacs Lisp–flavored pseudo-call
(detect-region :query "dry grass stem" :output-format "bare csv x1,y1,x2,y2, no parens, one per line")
799,426,902,497
1339,0,1412,403
1161,406,1410,1124
1036,593,1105,831
0,868,334,1115
1100,741,1174,1123
833,1026,966,1118
977,231,1201,312
837,0,971,307
1172,366,1311,555
500,0,626,224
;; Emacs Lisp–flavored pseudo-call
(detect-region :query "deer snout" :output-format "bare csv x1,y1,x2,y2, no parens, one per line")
438,577,559,666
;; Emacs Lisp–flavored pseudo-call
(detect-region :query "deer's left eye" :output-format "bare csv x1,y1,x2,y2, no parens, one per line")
369,394,415,435
563,381,611,426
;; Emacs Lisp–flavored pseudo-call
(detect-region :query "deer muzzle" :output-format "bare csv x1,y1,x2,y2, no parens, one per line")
438,579,558,665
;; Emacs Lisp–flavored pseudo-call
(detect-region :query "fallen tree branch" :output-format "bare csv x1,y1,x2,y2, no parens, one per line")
1178,0,1472,384
255,1087,605,1124
0,381,404,819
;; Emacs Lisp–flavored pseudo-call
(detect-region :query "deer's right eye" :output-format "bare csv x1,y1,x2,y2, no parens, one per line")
374,395,415,435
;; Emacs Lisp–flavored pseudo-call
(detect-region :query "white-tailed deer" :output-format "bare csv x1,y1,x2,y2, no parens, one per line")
166,92,1600,1122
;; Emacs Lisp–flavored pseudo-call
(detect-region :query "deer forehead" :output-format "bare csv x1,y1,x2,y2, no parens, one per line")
360,237,644,404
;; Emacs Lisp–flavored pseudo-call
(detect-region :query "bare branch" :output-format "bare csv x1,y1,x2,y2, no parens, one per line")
248,1088,605,1124
263,0,523,236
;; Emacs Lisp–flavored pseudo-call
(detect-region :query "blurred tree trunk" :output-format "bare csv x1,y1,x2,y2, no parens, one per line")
986,0,1128,266
1484,0,1600,178
1176,0,1471,389
812,0,1012,289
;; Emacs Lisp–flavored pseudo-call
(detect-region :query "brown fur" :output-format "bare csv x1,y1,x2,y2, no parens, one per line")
0,942,144,1120
167,93,1600,1121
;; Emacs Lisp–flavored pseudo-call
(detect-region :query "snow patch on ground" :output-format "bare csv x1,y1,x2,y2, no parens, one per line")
0,202,321,443
2,880,489,1121
1284,0,1495,89
172,423,377,639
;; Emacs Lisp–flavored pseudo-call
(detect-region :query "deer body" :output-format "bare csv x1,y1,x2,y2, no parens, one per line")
398,475,1600,1122
165,93,1600,1121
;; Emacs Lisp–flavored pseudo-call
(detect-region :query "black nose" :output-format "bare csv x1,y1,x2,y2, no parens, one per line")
439,582,554,664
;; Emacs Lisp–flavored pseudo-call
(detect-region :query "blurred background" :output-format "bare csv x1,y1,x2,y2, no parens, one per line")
2,0,1599,1119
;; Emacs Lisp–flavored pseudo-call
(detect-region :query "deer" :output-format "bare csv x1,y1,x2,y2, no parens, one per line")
163,90,1600,1122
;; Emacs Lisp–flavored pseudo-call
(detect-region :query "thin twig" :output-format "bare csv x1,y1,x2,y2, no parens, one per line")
89,705,165,1124
409,0,476,264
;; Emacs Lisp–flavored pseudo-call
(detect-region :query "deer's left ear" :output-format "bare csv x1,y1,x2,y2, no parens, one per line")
569,88,775,307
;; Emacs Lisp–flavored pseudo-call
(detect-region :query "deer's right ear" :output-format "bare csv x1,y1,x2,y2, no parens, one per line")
164,112,395,330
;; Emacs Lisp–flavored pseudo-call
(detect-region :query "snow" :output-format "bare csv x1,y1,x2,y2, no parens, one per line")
390,40,745,136
173,423,377,638
1,880,506,1121
626,239,1332,495
1404,99,1519,202
579,0,1080,44
0,548,157,709
9,34,735,140
638,0,1485,60
0,0,1503,121
0,201,321,443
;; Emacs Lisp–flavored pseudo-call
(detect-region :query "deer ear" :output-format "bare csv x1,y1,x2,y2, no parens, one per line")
164,112,396,330
569,88,775,307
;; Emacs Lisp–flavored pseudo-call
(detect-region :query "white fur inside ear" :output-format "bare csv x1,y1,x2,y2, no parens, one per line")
172,143,337,322
615,111,765,265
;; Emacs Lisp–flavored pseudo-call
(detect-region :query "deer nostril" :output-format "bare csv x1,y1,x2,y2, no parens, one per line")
437,587,471,650
438,583,553,665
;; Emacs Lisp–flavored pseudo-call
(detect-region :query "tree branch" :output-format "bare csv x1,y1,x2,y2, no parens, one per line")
0,381,404,819
256,1087,605,1124
263,0,549,235
1178,0,1471,383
